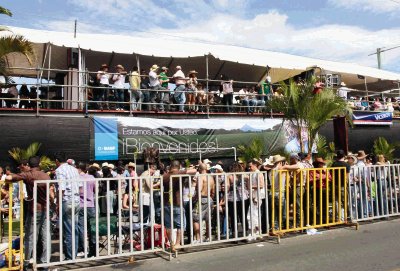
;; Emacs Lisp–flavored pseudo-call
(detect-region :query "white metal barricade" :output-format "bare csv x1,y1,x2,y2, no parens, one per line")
164,171,270,252
349,164,400,222
32,176,168,270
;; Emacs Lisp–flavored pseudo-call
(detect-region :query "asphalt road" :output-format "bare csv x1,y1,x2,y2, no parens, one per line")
81,219,400,271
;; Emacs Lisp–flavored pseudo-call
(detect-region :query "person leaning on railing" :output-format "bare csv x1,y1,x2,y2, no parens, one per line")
5,156,54,269
173,66,187,112
96,64,111,110
269,155,287,231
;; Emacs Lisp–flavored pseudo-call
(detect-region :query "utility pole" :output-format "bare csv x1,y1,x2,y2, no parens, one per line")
369,45,400,69
74,19,77,38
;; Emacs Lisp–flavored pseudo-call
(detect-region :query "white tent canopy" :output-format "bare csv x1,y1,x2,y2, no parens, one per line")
3,26,400,90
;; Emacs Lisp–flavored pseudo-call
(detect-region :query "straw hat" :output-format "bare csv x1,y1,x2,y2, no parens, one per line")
271,155,286,164
128,162,136,168
101,162,109,168
357,150,367,159
101,64,109,68
161,66,169,71
212,164,223,171
115,64,124,70
188,70,198,75
203,159,212,164
346,155,358,164
150,64,159,71
108,163,115,170
262,158,274,167
340,82,346,87
176,65,182,70
91,163,101,170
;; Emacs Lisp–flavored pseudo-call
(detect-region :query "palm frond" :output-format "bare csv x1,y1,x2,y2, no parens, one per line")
25,142,42,158
40,156,56,171
373,137,396,162
8,147,23,164
0,35,35,65
0,6,12,17
238,137,264,162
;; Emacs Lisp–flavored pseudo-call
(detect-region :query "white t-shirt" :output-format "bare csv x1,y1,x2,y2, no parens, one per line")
113,74,126,88
173,70,186,85
149,70,160,87
98,71,110,85
337,87,349,100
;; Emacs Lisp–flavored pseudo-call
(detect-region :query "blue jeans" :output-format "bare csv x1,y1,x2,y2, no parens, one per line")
78,207,96,256
24,211,50,267
130,90,143,110
241,99,250,113
114,89,124,109
62,201,81,260
174,85,186,112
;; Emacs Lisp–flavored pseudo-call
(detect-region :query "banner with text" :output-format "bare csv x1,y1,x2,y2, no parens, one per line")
91,117,286,161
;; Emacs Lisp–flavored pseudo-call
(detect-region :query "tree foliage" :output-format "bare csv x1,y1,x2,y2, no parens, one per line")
372,137,397,162
8,142,55,171
0,5,34,82
266,76,352,154
237,137,264,162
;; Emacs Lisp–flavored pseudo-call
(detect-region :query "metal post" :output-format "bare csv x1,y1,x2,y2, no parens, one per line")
46,44,52,109
364,77,368,97
377,48,381,69
206,54,210,119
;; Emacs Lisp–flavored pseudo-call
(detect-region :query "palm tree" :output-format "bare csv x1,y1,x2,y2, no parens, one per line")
237,137,264,162
0,5,35,82
8,142,55,171
266,76,351,154
372,137,397,162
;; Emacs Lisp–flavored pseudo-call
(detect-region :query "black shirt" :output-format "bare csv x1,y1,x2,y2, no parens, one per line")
331,160,350,188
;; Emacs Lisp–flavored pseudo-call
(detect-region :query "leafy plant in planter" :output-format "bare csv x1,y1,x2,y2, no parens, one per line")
372,137,398,162
8,142,55,171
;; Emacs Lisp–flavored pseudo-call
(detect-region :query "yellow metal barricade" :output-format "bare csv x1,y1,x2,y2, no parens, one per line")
271,167,348,235
0,181,24,271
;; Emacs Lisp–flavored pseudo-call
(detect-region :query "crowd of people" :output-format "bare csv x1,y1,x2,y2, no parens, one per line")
1,148,398,268
90,64,274,113
1,66,399,115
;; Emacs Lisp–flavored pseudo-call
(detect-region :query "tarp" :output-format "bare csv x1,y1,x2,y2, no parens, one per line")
3,26,400,88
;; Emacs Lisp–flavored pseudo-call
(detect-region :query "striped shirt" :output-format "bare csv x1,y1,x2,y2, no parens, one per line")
56,163,82,203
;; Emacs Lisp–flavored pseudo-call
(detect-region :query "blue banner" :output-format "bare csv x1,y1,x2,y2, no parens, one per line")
352,111,393,126
94,117,119,160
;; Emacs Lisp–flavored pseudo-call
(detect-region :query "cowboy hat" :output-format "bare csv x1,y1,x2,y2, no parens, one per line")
176,65,182,70
250,158,262,166
115,64,125,70
91,163,101,170
101,64,109,68
271,155,286,164
188,70,198,75
346,155,358,164
203,159,212,164
340,82,346,87
357,150,367,159
262,158,274,167
128,162,136,168
108,163,115,170
150,64,159,71
101,162,109,168
212,164,223,171
161,66,169,71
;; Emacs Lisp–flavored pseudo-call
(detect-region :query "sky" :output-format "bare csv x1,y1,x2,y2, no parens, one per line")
1,0,400,72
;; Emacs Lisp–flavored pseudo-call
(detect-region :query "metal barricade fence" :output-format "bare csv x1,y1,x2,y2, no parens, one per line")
32,176,168,270
271,167,348,235
349,164,400,222
0,180,24,271
164,171,270,251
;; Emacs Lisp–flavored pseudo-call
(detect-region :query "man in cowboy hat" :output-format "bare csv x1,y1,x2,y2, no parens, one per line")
112,64,127,110
355,150,369,218
337,81,349,100
96,64,111,109
173,65,187,112
149,64,165,112
129,66,143,111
